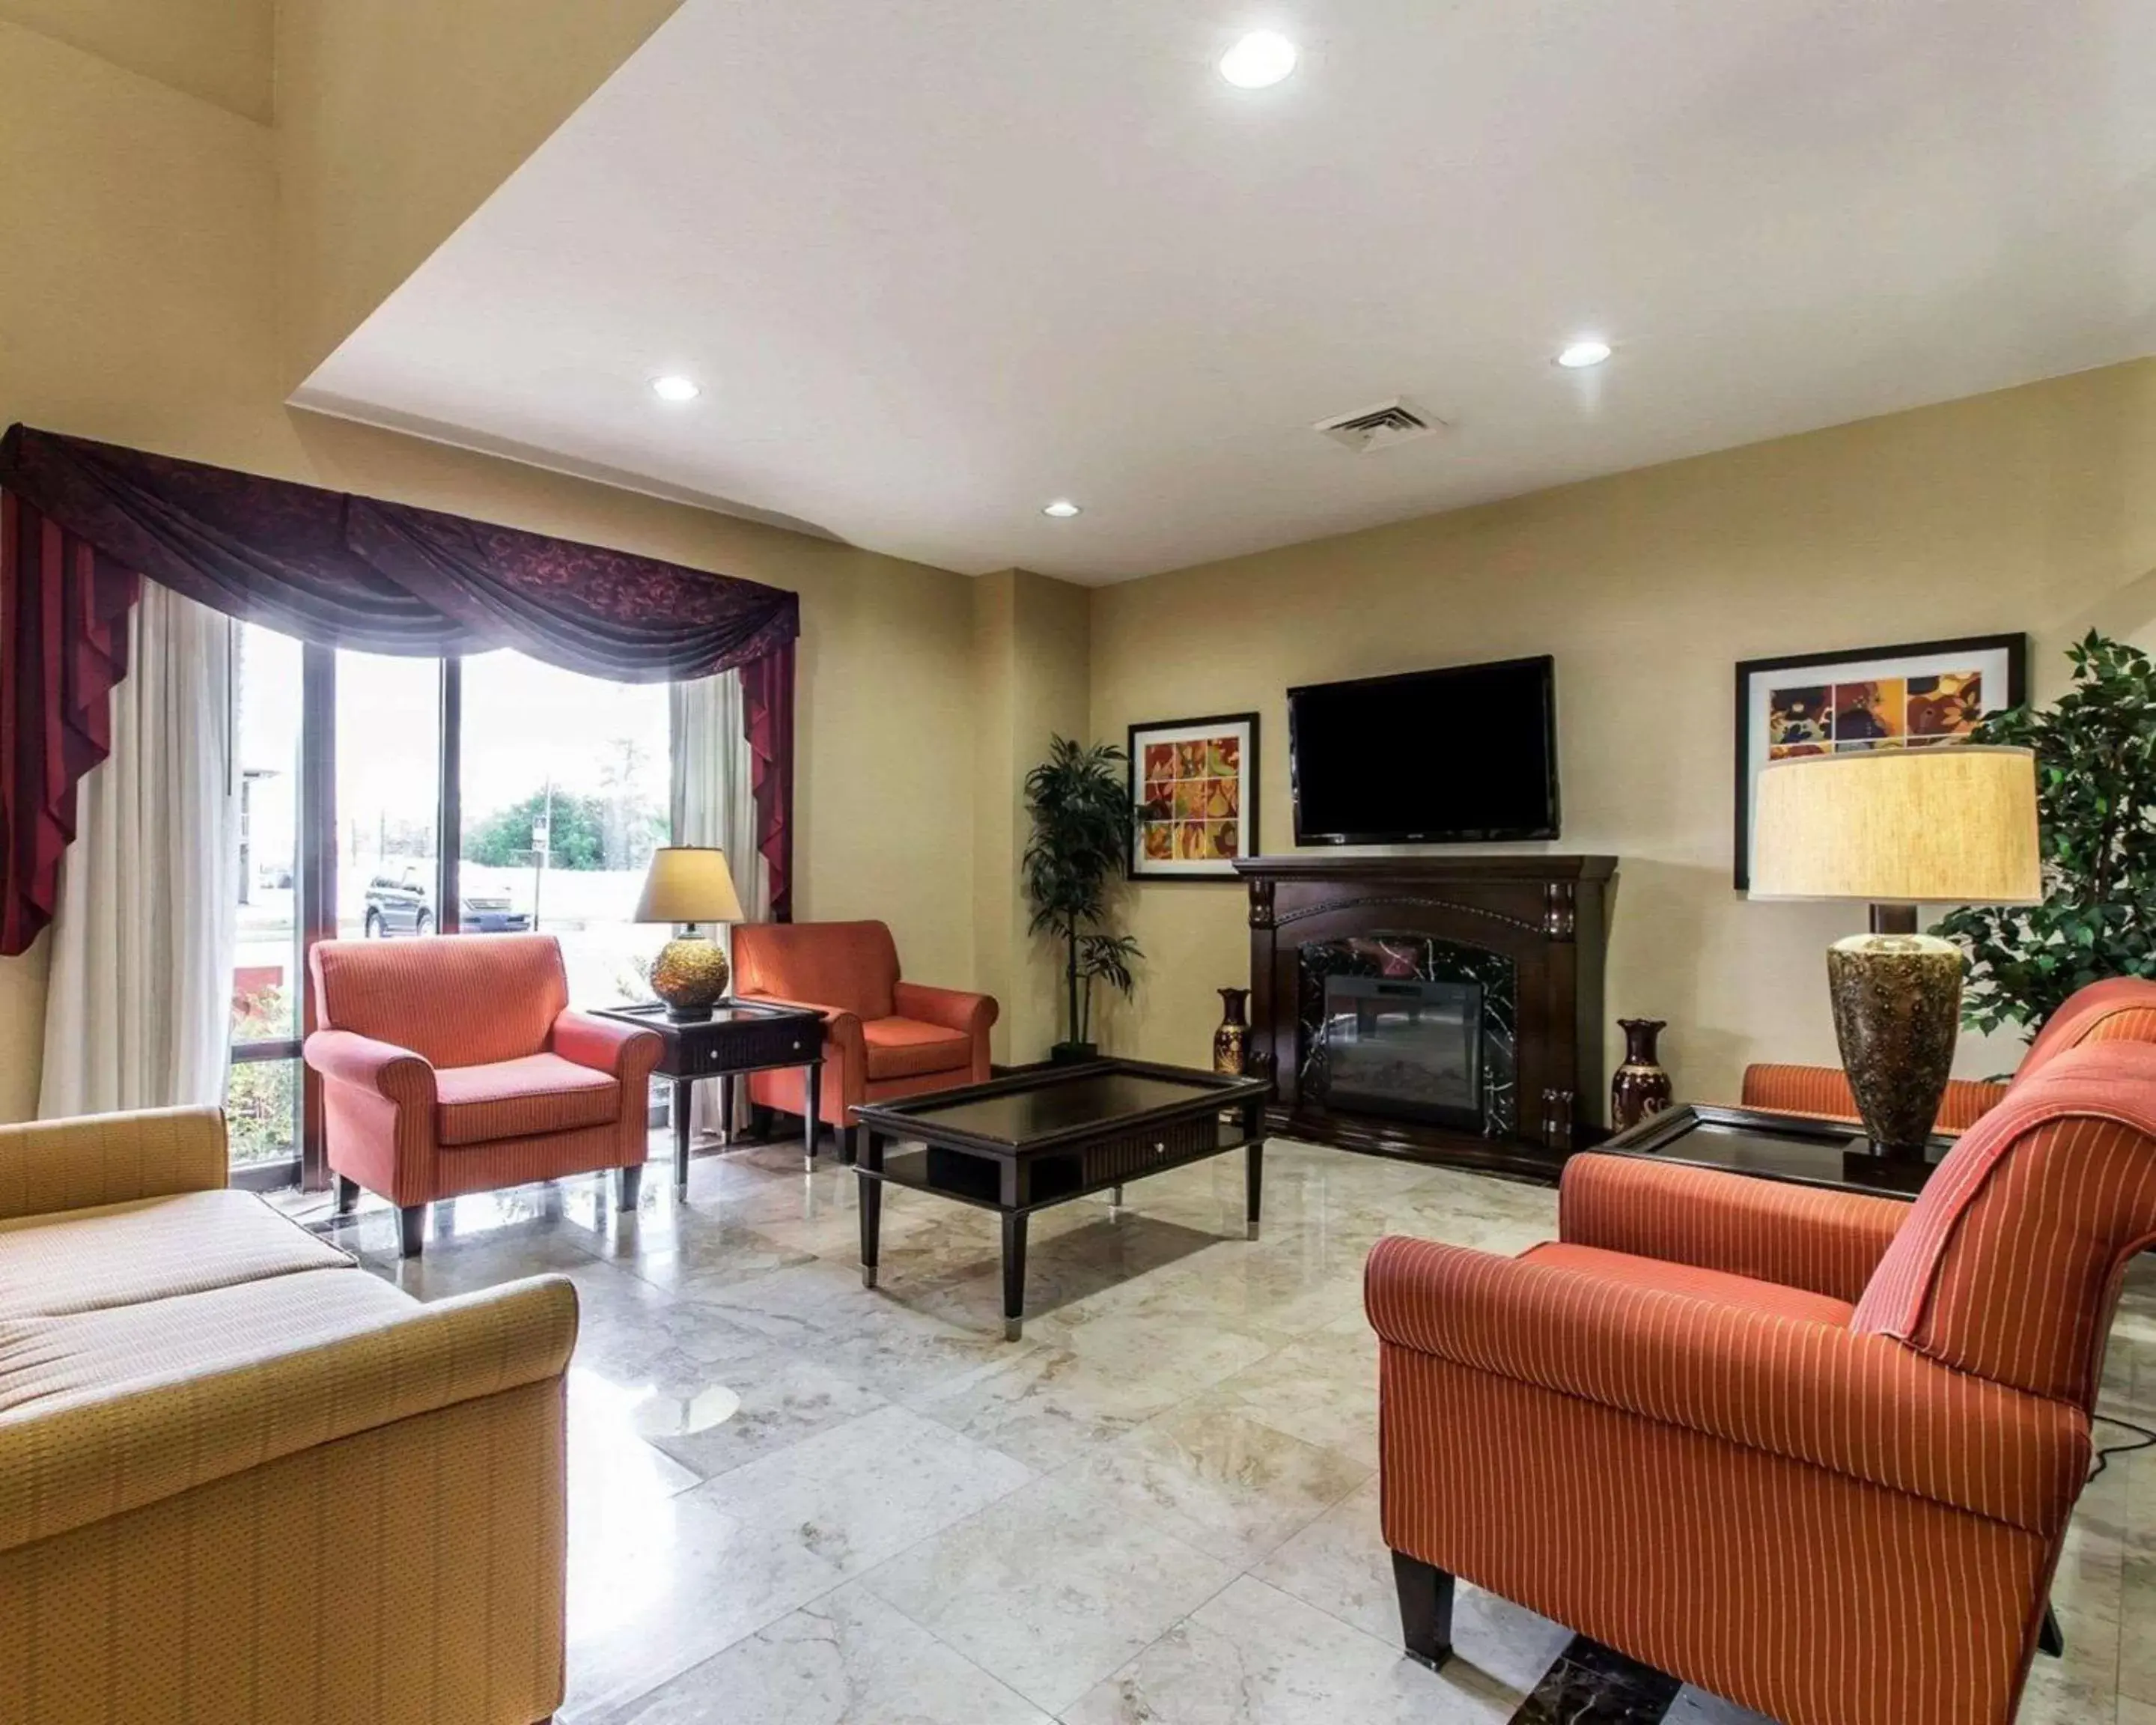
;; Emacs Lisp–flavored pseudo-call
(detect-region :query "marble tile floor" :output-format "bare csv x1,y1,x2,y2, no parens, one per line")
284,1131,2156,1725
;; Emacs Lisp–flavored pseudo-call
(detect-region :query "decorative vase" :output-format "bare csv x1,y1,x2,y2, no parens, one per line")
1610,1017,1672,1131
1213,987,1251,1076
1827,932,1962,1157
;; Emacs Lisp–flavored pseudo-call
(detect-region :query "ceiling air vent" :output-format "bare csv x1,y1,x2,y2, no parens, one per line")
1312,397,1444,454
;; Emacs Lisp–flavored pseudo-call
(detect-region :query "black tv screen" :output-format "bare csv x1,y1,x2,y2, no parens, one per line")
1288,655,1559,845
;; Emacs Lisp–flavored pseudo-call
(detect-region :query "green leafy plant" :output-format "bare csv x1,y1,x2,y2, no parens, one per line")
1023,737,1142,1054
1935,631,2156,1038
462,785,662,871
225,985,299,1165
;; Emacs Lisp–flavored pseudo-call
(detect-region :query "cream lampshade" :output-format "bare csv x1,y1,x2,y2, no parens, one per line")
1750,746,2041,1156
634,847,747,1021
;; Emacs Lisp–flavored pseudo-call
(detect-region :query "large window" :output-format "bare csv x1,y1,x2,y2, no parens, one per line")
226,623,303,1178
462,651,669,1003
338,651,443,940
221,639,675,1184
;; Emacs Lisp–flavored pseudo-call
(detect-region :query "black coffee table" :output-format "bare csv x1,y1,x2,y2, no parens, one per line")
851,1059,1273,1339
1601,1101,1958,1197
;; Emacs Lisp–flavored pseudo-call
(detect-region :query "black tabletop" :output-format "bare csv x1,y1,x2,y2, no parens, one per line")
593,998,820,1029
856,1059,1268,1152
1603,1103,1952,1198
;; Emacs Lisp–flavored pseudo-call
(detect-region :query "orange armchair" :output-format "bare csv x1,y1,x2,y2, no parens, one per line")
303,934,662,1257
1368,1035,2156,1725
732,919,997,1156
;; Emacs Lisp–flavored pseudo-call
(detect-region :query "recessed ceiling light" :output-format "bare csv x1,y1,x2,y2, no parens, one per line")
1219,31,1298,88
651,374,701,402
1042,499,1082,519
1555,340,1613,370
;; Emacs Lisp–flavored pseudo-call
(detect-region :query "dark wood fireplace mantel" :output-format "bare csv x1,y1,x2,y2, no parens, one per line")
1233,853,1617,1181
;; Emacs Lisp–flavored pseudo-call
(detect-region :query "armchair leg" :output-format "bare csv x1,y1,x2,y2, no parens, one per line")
398,1205,426,1260
617,1163,644,1210
844,1122,864,1166
1392,1551,1455,1672
2038,1603,2065,1658
334,1175,359,1215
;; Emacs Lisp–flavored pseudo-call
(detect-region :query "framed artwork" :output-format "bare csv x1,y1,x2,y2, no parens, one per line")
1733,633,2026,889
1128,713,1260,878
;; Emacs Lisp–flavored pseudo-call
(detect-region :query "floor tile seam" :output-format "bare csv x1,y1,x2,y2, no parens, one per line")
1041,1563,1252,1722
1026,1433,1360,1573
644,1381,901,1495
576,1567,865,1725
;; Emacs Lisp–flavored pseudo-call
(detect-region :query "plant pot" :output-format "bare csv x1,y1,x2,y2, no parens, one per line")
1050,1041,1099,1065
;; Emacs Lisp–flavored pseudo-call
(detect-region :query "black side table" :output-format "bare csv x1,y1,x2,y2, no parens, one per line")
1598,1101,1955,1198
591,999,826,1193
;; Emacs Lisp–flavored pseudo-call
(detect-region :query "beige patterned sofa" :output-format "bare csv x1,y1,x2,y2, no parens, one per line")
0,1106,573,1725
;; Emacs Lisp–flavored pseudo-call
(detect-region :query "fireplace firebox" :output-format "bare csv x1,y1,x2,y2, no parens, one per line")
1235,854,1616,1179
1320,976,1483,1129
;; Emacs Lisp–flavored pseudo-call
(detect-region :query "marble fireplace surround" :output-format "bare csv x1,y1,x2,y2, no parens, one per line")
1297,935,1520,1140
1234,854,1617,1180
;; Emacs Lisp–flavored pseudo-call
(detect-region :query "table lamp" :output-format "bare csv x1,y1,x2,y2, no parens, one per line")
1750,746,2041,1157
634,846,747,1021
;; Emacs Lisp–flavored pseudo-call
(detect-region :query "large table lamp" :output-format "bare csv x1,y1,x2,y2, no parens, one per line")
635,846,747,1021
1750,746,2041,1157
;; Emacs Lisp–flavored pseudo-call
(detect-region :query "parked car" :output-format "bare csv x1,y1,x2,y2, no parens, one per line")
362,868,532,937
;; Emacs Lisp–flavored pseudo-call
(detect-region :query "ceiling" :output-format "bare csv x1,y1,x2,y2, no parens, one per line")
296,0,2156,583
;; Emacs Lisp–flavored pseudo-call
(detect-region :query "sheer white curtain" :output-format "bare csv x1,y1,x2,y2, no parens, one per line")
39,584,240,1118
670,669,770,1136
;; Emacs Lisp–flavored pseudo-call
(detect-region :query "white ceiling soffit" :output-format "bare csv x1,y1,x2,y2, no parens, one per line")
296,0,2156,584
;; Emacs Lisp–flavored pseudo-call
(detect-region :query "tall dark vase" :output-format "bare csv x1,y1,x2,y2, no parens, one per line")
1213,987,1251,1075
1610,1017,1672,1131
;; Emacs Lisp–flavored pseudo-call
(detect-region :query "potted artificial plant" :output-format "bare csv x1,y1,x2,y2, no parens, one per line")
1023,736,1142,1060
1937,630,2156,1037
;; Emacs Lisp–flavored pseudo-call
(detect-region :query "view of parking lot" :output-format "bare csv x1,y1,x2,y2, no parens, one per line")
227,624,674,1165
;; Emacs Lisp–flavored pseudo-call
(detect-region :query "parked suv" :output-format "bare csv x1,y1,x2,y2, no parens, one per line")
362,868,532,937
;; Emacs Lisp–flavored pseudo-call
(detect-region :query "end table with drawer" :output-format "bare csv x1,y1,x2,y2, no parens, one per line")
591,999,827,1193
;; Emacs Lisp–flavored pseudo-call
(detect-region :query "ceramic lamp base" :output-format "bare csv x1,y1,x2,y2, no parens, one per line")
1826,932,1963,1157
652,931,731,1021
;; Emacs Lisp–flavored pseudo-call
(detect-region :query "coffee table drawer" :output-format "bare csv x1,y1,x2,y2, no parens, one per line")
1079,1115,1220,1187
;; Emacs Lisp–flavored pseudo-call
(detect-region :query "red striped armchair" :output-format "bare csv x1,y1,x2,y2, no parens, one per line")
1368,1032,2156,1725
304,934,663,1257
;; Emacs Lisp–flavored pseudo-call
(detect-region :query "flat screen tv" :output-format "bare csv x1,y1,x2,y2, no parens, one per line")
1288,654,1559,845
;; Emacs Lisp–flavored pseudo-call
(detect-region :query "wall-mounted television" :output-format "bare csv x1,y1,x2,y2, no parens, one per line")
1288,654,1560,845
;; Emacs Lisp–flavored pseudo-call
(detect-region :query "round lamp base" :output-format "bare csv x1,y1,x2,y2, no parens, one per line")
652,933,731,1020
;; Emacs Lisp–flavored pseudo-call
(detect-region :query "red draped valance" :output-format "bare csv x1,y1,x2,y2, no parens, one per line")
0,425,797,954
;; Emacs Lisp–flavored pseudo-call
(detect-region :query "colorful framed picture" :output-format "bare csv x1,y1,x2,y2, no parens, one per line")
1128,713,1259,878
1733,633,2026,889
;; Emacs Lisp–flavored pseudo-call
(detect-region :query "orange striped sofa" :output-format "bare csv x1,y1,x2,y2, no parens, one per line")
1368,1020,2156,1725
304,934,663,1257
0,1106,573,1725
1740,974,2156,1130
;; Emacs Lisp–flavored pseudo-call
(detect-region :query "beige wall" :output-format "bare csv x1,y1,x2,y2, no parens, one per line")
0,19,978,1122
0,0,272,121
7,8,2155,1131
274,0,683,384
971,571,1093,1063
1088,360,2156,1104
